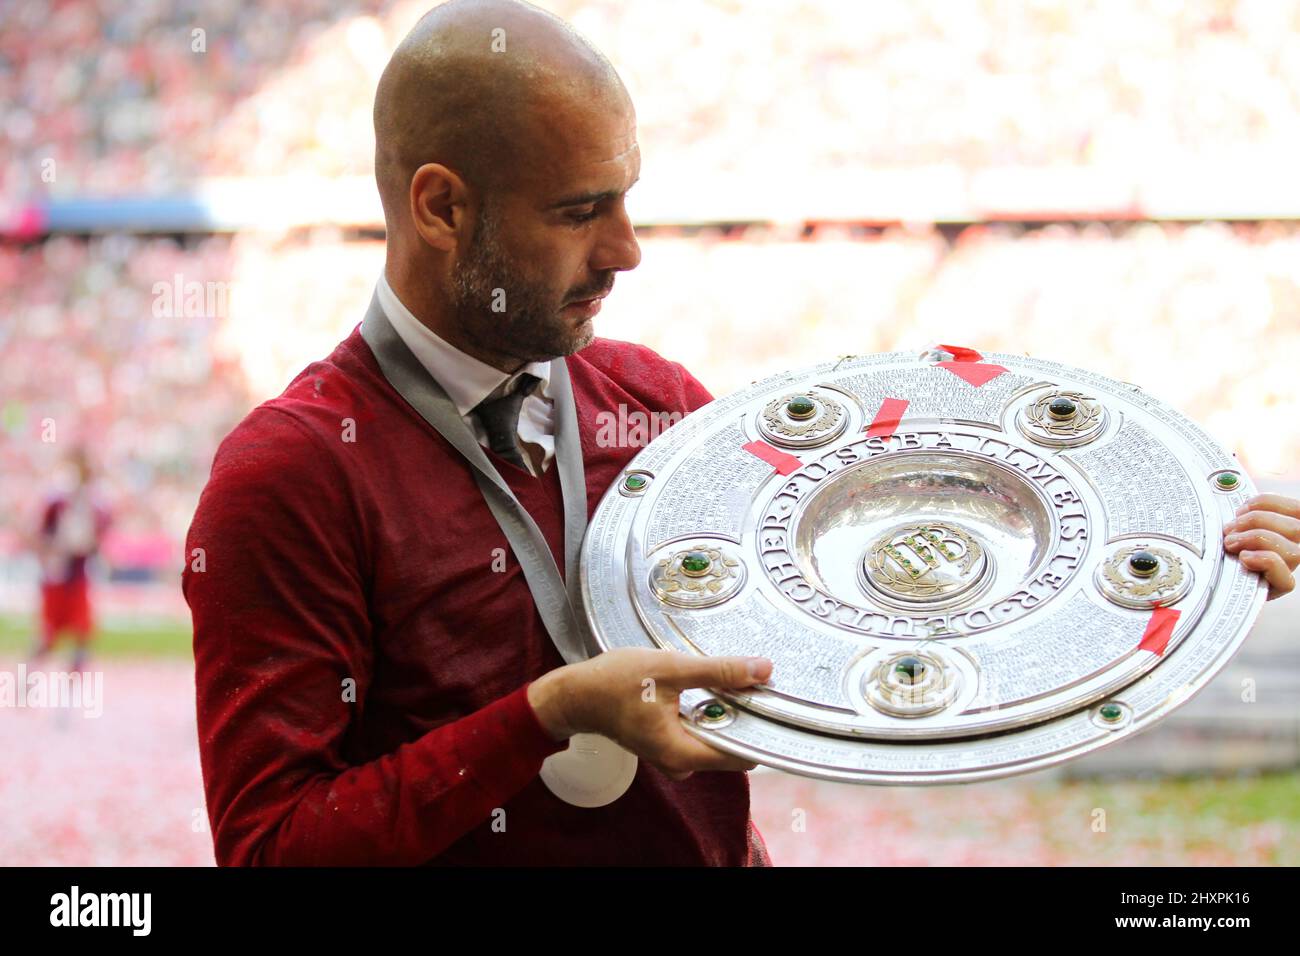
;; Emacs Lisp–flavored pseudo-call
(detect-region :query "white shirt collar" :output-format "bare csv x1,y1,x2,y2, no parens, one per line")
376,272,552,416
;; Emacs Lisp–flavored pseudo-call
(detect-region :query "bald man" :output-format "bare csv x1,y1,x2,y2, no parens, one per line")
185,0,776,866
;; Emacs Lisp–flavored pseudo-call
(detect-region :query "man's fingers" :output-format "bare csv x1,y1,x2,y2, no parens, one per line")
1224,528,1300,568
661,654,773,691
1225,510,1300,544
657,729,761,774
1236,494,1300,521
1239,550,1296,600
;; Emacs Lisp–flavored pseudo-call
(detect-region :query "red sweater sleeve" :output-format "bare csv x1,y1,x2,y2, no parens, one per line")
671,360,715,413
184,406,567,866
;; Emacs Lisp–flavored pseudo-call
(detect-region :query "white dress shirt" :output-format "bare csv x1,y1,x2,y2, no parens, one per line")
376,273,556,475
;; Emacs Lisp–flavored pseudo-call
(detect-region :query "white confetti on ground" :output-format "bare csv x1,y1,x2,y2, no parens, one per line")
0,655,215,866
2,654,1294,866
748,768,1298,866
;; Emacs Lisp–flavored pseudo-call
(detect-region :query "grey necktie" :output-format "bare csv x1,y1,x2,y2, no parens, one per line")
473,372,541,472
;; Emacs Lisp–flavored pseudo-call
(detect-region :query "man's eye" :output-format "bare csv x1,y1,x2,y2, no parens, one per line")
568,209,598,224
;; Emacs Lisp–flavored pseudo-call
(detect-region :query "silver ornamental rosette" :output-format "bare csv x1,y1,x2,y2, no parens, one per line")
577,350,1268,785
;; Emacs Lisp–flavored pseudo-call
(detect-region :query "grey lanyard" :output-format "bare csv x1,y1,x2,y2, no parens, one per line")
360,292,595,666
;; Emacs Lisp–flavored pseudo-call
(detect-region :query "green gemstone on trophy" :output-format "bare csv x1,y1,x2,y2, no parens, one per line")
786,395,817,419
1099,703,1123,722
894,656,926,684
1128,550,1159,576
1216,473,1239,490
623,473,647,491
703,702,726,720
1048,396,1077,419
680,550,712,575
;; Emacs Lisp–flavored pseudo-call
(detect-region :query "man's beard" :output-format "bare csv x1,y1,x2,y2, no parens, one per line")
447,202,600,362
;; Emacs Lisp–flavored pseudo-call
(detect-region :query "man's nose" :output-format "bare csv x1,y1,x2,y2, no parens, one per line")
592,204,641,274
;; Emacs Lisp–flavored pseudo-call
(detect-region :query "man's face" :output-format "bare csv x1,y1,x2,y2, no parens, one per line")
446,92,642,364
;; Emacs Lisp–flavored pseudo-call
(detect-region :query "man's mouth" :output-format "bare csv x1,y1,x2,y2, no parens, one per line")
565,287,610,307
562,295,604,318
563,285,611,317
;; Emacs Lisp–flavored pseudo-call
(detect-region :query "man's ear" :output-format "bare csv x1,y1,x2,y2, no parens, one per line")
409,163,469,252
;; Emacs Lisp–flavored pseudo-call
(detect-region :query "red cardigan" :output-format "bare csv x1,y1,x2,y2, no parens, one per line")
184,325,771,866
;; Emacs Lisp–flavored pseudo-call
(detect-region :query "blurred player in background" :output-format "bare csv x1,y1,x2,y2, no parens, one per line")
28,446,112,673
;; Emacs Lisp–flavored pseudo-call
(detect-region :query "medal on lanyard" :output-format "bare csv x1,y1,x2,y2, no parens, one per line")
361,293,637,807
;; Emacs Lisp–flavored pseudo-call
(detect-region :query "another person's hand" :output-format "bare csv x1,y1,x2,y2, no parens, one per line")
528,647,772,780
1222,493,1300,600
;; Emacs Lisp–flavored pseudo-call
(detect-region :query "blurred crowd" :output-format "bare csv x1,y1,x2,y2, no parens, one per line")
3,0,1299,572
0,234,248,568
611,220,1300,481
0,0,391,198
2,0,1299,203
2,220,1297,571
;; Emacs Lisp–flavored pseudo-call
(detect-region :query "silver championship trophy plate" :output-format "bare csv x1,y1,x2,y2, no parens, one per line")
578,349,1269,784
